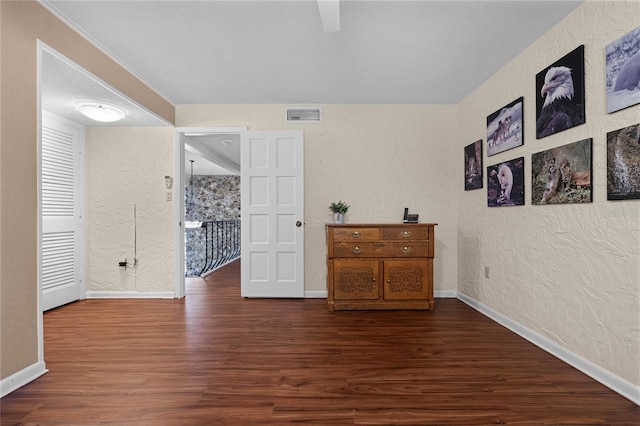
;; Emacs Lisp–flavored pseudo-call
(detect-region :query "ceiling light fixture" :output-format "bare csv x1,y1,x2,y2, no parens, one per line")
75,101,127,123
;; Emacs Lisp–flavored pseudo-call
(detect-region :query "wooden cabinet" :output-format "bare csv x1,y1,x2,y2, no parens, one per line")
326,223,436,311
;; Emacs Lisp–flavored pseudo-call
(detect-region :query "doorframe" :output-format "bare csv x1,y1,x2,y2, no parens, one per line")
173,127,247,298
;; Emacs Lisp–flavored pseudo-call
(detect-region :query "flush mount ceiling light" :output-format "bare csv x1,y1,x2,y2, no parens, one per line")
75,101,127,123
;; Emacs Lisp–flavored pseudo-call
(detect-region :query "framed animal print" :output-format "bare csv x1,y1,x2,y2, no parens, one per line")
487,157,524,207
606,25,640,114
531,138,592,205
486,97,523,156
536,45,585,139
464,139,483,190
607,123,640,200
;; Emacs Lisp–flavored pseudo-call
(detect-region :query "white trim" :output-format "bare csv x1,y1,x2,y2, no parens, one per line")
435,289,457,298
305,290,328,298
0,362,48,398
85,291,175,299
457,292,640,406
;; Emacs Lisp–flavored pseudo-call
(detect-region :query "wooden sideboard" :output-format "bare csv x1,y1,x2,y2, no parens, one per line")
326,223,436,311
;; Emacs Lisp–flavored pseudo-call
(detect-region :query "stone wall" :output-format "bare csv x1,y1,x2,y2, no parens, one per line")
185,175,240,276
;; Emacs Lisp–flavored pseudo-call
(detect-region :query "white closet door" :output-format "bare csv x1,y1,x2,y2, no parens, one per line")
41,113,84,311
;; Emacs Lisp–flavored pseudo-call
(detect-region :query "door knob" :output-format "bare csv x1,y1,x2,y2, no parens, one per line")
296,221,302,227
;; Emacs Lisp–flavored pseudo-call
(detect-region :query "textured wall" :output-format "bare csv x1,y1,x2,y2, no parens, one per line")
176,104,458,293
86,127,175,293
1,1,173,382
185,175,240,276
457,1,640,387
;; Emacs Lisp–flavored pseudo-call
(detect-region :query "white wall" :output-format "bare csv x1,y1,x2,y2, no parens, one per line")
85,127,175,293
176,104,459,294
457,1,639,390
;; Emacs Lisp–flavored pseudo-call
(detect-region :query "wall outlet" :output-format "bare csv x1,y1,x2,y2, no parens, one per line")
485,266,490,279
166,192,172,201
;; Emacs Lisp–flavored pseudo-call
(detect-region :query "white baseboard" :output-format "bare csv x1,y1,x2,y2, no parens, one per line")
0,361,48,398
305,290,328,298
457,292,640,406
85,291,175,299
435,289,457,298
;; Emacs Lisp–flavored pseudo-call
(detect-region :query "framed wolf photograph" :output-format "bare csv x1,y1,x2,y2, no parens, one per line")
536,45,585,139
531,138,592,205
606,26,640,114
486,97,523,156
464,139,483,190
487,157,524,207
607,123,640,200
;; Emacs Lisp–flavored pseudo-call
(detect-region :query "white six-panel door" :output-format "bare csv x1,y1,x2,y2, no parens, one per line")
40,113,84,311
240,130,304,297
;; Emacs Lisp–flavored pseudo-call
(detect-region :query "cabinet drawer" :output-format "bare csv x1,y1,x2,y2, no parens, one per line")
333,260,380,300
381,226,428,241
333,242,429,258
332,227,379,242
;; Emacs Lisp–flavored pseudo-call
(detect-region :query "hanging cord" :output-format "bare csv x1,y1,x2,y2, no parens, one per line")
134,204,139,268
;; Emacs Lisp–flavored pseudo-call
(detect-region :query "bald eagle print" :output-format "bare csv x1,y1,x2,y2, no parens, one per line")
536,45,585,139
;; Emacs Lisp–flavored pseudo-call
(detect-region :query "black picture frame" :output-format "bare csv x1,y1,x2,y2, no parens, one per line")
606,26,640,114
487,157,524,207
535,45,585,139
607,123,640,200
486,97,524,156
464,139,483,190
531,138,593,205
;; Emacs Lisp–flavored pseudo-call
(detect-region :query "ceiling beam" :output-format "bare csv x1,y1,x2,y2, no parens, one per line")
317,0,340,33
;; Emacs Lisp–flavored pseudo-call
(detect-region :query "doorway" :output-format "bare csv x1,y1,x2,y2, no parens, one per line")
174,128,306,299
183,133,242,278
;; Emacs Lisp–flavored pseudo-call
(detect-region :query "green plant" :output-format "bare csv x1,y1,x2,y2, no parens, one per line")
329,200,350,214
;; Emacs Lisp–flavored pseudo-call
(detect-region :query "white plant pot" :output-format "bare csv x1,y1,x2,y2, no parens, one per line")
334,213,345,224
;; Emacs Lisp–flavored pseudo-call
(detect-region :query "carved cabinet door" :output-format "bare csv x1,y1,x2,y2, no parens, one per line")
382,259,432,301
333,259,380,300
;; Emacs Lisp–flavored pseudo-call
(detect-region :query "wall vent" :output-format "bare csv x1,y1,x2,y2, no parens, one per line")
285,107,322,123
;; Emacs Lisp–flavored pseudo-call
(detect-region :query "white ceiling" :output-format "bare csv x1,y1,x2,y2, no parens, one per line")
40,0,583,175
42,0,583,105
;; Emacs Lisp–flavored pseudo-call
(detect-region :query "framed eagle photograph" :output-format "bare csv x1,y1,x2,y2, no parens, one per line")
606,25,640,114
535,45,585,139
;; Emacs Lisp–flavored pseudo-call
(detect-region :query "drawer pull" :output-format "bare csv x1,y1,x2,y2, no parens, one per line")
352,246,361,254
402,231,412,238
402,246,411,254
372,278,377,282
352,231,361,238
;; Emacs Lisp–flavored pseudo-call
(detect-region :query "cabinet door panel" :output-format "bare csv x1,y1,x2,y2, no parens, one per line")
383,259,432,300
333,259,380,300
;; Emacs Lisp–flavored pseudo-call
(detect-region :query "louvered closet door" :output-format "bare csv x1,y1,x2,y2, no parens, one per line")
41,114,84,311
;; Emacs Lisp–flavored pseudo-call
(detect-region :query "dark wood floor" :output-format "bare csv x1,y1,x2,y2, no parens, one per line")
1,260,638,425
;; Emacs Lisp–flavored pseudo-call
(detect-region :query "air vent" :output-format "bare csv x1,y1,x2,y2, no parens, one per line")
285,107,322,123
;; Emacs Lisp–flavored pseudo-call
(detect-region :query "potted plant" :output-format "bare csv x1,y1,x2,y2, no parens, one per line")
329,200,350,223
